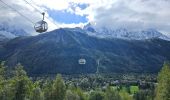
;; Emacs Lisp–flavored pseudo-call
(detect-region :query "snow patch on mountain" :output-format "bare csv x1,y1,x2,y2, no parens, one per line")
83,23,170,41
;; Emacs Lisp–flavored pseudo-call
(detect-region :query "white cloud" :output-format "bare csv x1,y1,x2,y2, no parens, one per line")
89,0,170,34
33,0,69,10
0,0,44,35
0,0,92,35
0,0,170,35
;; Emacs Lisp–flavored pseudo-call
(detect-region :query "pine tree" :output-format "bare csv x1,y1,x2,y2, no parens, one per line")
0,62,14,100
119,89,133,100
43,80,53,100
12,63,33,100
51,74,66,100
31,87,44,100
65,90,80,100
104,86,121,100
155,62,170,100
89,90,105,100
0,62,5,92
76,88,87,100
0,62,5,81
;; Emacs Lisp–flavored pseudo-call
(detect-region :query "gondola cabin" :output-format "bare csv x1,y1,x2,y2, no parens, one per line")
34,20,48,33
78,58,86,65
34,12,48,33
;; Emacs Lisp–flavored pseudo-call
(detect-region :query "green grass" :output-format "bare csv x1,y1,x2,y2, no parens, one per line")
130,86,139,94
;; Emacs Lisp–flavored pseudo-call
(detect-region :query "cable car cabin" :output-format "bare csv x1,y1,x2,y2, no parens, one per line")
34,20,48,33
34,12,48,33
78,59,86,65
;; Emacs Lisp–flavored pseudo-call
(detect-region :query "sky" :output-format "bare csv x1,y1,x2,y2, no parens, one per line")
0,0,170,35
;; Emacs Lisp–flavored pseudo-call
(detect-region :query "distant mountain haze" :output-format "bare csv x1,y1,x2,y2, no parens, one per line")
0,22,30,41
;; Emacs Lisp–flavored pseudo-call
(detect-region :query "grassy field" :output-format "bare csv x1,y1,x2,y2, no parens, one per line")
130,86,139,94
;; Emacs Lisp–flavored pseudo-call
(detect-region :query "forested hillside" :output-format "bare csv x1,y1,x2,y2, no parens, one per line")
1,28,170,75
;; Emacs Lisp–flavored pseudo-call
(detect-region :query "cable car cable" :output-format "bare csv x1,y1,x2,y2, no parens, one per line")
23,0,59,28
0,0,59,32
23,0,42,14
0,0,47,33
0,0,34,25
28,0,60,28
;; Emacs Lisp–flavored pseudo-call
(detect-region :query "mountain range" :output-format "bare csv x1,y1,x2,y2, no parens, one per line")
0,22,29,41
0,27,170,76
83,23,170,41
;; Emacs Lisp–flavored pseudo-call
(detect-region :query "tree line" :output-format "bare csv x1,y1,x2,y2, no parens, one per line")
0,62,170,100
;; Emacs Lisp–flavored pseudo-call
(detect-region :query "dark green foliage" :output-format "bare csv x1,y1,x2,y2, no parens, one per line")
89,90,105,100
0,63,34,100
12,64,33,100
134,90,154,100
155,62,170,100
43,80,53,100
31,87,44,100
1,61,170,100
0,61,5,80
0,62,14,100
104,86,121,100
76,88,87,100
51,74,66,100
65,90,80,100
67,85,87,100
79,78,91,90
0,62,5,92
119,89,133,100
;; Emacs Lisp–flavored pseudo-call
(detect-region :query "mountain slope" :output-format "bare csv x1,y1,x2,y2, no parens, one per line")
0,28,170,75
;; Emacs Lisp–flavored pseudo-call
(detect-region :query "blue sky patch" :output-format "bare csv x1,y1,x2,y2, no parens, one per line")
48,9,88,24
77,3,89,10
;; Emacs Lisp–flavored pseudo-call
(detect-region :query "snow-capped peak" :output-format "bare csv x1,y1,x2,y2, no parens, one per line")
83,23,170,41
83,23,96,33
